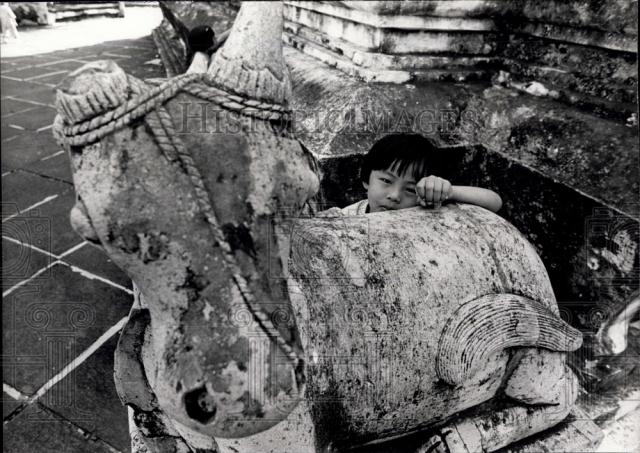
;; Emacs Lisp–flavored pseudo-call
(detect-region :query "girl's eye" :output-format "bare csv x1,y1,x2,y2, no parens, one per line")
406,187,416,194
380,178,391,184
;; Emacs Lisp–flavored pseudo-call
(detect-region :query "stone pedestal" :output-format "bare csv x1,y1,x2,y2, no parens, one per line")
283,0,638,118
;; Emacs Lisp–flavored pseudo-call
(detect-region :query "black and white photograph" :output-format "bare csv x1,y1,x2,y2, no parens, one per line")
1,1,638,452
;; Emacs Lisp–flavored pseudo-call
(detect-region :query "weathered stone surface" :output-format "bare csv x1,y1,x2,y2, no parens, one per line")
55,2,318,442
339,1,506,17
308,143,638,358
512,0,638,35
152,19,187,77
9,2,53,26
282,1,638,109
458,86,639,211
500,408,604,453
114,307,157,412
455,149,639,342
502,38,638,109
505,351,576,405
286,204,580,447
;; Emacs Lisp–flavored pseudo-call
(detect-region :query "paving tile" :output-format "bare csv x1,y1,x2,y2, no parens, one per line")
113,47,157,58
55,47,119,61
23,150,73,183
4,189,81,256
30,71,70,88
1,105,56,131
0,77,53,104
2,263,133,395
2,237,53,289
1,130,61,171
4,65,63,81
62,243,132,291
1,60,21,72
51,336,130,452
1,54,61,71
5,60,85,81
2,403,118,453
1,98,39,117
0,123,26,142
1,162,17,175
2,393,25,419
19,88,57,106
1,170,71,217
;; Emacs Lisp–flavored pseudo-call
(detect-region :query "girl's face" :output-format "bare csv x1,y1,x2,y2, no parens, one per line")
364,167,419,213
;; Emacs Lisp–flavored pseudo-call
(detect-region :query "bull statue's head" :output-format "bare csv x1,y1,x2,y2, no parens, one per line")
53,1,318,439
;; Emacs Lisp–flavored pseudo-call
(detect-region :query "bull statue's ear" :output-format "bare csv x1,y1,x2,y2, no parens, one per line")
207,2,291,106
436,294,582,386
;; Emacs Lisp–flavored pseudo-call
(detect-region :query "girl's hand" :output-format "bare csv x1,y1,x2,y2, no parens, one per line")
416,175,452,209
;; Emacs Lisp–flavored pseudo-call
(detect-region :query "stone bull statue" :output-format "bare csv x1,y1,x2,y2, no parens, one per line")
52,2,595,452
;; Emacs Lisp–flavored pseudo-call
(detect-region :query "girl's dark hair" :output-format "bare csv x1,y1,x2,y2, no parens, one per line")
360,134,442,183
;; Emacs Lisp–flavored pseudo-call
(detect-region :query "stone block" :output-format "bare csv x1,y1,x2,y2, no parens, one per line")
458,86,639,210
502,37,638,109
9,2,53,26
285,3,499,53
339,1,506,18
499,408,604,453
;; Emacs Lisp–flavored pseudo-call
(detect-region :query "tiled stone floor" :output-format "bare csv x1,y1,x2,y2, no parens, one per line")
2,34,165,453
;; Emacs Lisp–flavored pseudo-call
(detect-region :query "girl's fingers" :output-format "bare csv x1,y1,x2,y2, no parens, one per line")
441,181,452,201
424,183,434,203
432,179,443,204
424,186,433,203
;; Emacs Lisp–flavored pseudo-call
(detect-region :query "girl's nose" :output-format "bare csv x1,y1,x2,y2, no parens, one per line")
386,188,401,202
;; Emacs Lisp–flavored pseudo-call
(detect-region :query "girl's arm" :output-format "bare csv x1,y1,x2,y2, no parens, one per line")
449,185,502,213
416,176,502,213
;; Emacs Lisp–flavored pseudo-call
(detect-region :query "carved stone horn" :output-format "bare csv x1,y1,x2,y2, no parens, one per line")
207,1,291,105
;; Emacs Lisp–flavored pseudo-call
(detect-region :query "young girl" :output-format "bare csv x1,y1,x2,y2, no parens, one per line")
342,134,502,215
